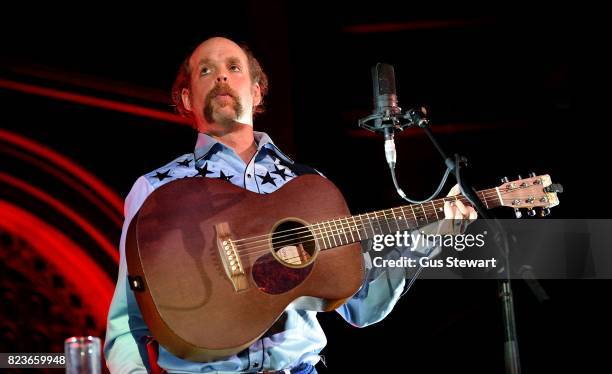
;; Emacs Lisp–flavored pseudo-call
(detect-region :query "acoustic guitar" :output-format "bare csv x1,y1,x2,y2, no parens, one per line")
126,173,562,361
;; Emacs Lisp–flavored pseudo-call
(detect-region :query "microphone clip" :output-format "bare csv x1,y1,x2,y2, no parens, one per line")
357,106,430,137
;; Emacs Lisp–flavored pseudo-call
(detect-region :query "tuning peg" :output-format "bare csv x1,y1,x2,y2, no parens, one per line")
514,208,522,219
545,183,564,193
501,177,509,183
529,172,536,178
527,208,536,217
517,174,523,180
539,208,551,217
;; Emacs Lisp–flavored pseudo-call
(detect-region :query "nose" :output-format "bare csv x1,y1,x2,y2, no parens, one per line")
216,74,228,83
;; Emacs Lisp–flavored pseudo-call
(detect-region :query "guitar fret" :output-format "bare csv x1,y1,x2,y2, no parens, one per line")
345,217,355,243
484,188,497,208
391,208,401,232
327,221,338,247
362,213,370,237
397,207,405,229
345,217,351,243
492,188,501,207
409,205,418,225
397,210,404,230
352,216,361,241
482,189,491,207
311,223,320,249
328,219,337,245
332,219,343,245
315,222,328,250
431,201,439,220
353,215,360,239
373,211,384,235
366,213,376,238
400,206,413,230
382,209,393,233
339,218,349,244
401,208,411,230
480,190,489,209
323,222,332,250
354,215,363,240
366,216,372,236
333,220,340,246
414,204,428,224
322,222,332,249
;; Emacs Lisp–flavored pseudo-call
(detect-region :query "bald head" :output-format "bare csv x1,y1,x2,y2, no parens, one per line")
188,37,245,74
171,37,269,131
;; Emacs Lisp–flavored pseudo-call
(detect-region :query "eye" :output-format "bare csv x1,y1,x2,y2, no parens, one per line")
229,64,241,72
200,66,211,76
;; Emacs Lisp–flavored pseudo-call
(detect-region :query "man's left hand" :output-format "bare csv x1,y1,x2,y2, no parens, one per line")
443,184,478,220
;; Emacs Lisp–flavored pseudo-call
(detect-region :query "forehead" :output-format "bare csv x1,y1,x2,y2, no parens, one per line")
189,38,248,69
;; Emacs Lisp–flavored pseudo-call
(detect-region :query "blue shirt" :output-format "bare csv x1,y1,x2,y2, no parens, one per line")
104,131,429,374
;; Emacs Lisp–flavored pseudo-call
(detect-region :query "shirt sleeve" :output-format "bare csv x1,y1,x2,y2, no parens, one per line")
336,222,445,328
104,176,155,374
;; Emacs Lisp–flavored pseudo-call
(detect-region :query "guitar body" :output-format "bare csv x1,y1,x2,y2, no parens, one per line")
126,175,365,361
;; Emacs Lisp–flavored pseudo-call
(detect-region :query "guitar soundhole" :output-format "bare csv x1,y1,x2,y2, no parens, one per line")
271,220,317,267
251,219,317,295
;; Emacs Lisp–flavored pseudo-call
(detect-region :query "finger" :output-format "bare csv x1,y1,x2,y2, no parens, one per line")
454,207,464,220
444,201,454,219
469,208,478,220
447,184,461,196
454,199,470,217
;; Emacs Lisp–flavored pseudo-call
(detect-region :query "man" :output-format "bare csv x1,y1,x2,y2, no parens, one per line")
104,36,477,374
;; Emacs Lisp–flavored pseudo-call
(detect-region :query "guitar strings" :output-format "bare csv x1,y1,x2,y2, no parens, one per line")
234,194,548,260
233,191,545,258
232,192,493,247
230,185,534,247
231,187,542,254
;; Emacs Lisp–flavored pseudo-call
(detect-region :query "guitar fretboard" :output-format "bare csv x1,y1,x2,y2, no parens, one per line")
310,189,500,250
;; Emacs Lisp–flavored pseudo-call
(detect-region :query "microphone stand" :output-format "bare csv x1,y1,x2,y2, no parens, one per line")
418,119,521,374
359,107,522,374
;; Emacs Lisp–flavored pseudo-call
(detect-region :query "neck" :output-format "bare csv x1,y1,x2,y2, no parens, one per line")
310,189,501,251
205,122,257,164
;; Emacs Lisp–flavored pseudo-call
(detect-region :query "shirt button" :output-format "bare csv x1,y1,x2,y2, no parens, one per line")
247,174,252,178
252,363,258,368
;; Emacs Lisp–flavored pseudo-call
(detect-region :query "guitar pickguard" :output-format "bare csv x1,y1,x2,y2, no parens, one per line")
252,253,313,294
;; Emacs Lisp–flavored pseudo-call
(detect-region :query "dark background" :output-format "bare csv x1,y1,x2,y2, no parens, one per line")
1,2,608,372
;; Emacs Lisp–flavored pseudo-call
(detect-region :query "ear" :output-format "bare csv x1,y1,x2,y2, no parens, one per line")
181,88,192,112
252,82,262,108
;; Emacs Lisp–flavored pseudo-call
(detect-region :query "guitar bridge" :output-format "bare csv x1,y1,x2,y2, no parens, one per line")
215,222,248,292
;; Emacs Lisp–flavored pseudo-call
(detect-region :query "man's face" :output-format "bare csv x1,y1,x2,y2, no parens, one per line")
182,37,261,132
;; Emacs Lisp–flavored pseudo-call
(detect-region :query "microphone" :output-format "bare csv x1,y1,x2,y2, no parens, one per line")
359,62,429,136
359,63,429,167
371,63,401,166
372,63,402,124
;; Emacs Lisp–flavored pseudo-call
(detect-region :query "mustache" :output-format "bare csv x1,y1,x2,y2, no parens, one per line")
203,83,244,123
206,84,239,102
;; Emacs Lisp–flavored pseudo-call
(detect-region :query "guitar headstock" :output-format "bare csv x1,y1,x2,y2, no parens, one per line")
497,174,563,217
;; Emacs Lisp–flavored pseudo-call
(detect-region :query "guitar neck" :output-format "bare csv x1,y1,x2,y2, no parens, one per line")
312,188,500,250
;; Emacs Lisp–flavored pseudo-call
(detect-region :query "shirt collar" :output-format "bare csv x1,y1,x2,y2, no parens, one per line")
193,130,294,165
